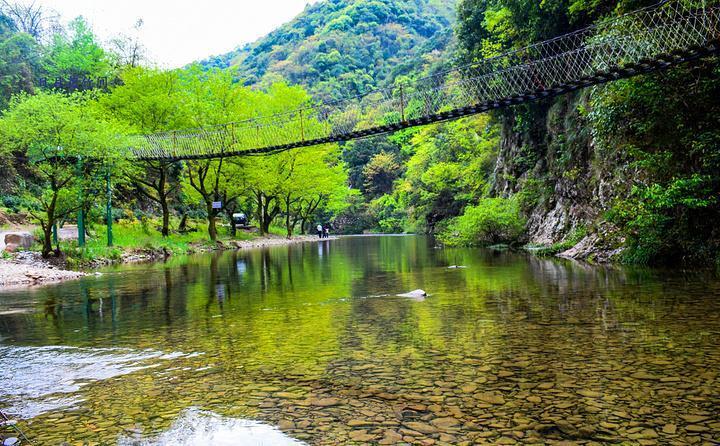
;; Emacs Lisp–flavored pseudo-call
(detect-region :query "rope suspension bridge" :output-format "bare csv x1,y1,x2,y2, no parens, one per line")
131,0,720,161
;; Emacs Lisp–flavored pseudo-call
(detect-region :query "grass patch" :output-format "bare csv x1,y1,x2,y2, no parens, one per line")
59,219,256,267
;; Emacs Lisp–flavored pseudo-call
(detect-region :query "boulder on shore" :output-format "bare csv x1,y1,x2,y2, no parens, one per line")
4,232,34,251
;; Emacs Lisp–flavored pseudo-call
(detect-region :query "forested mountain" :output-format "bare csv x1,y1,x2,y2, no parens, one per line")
200,0,456,99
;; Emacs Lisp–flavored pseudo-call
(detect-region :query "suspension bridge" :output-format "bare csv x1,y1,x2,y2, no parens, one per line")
131,0,720,161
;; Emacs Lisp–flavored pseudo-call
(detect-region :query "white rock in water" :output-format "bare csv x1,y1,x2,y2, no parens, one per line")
447,265,467,269
397,289,427,298
4,438,20,446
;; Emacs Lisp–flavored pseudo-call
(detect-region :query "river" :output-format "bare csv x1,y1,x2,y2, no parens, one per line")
0,235,718,444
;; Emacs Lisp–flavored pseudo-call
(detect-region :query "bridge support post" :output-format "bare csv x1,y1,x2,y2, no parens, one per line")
77,209,85,248
77,157,85,248
299,109,305,141
106,172,113,247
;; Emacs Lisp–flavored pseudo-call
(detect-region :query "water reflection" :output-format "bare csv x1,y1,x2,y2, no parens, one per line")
0,236,718,444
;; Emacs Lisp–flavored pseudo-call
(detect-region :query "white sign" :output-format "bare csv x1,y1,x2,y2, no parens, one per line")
212,201,222,209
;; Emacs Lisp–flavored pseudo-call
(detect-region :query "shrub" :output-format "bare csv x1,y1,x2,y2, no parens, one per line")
439,197,526,246
368,195,407,233
607,174,718,264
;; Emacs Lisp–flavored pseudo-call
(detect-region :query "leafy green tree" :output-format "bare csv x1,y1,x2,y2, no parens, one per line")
342,136,400,189
43,17,112,80
0,91,128,256
178,68,256,240
184,157,244,241
103,67,190,236
278,145,349,237
362,151,402,198
439,197,525,246
0,11,40,109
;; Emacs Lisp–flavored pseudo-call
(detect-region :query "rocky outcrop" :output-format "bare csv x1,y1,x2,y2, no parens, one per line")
491,92,628,262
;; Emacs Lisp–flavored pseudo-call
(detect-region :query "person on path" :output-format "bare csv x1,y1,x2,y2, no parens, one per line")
324,225,330,239
317,224,323,239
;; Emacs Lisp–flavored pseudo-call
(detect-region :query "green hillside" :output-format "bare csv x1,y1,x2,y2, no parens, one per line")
200,0,457,99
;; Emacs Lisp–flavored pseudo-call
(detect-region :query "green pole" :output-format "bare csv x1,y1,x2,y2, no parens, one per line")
52,223,58,244
78,209,85,247
77,156,85,248
106,172,113,247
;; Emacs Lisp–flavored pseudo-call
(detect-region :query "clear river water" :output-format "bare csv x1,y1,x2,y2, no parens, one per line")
0,235,718,445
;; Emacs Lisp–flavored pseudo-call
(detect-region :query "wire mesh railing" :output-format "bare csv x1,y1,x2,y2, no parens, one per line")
130,0,720,161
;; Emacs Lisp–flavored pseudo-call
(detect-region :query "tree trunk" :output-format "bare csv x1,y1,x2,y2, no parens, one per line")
206,202,217,241
285,198,293,239
42,193,58,258
178,214,188,232
161,198,170,237
262,207,272,234
42,224,53,258
256,193,266,235
229,216,237,237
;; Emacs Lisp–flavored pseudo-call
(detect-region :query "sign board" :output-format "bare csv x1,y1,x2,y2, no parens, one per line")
212,201,222,209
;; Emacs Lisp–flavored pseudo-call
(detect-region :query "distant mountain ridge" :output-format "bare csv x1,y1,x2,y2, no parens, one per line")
199,0,457,100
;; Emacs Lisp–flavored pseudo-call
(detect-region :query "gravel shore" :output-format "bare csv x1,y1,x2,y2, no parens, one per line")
228,235,338,249
0,252,86,287
0,235,337,288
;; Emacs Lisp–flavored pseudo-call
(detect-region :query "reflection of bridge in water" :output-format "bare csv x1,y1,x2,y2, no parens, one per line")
130,1,720,161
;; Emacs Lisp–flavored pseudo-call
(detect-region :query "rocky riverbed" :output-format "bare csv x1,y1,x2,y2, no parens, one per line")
3,236,718,444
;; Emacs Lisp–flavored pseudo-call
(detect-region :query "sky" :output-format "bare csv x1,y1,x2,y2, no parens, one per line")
32,0,320,68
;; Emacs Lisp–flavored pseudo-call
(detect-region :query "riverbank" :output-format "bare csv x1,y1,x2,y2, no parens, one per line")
0,252,86,287
0,234,337,289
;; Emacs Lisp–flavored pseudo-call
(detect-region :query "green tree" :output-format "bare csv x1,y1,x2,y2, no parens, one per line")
279,145,349,237
0,91,128,256
439,197,525,246
397,116,498,231
0,11,40,109
43,16,112,80
362,151,401,198
103,67,190,236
